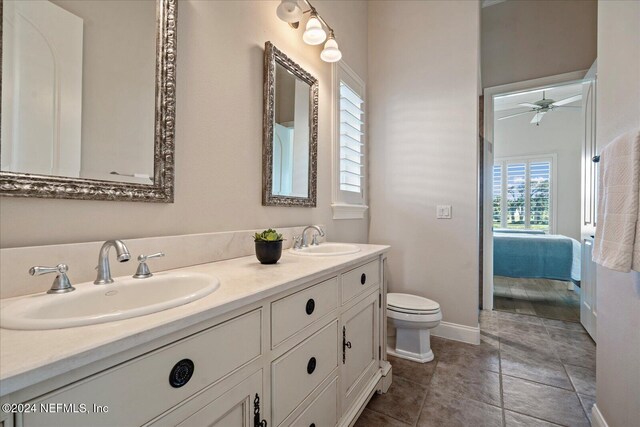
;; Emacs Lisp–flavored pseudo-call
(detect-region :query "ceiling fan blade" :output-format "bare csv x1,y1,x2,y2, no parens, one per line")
497,110,535,120
530,111,546,124
518,103,540,109
552,94,582,106
554,105,581,109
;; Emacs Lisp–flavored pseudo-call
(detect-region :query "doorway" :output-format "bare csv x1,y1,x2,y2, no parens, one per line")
481,70,590,324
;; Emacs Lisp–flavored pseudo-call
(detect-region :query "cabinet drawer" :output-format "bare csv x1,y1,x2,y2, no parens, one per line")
341,260,380,304
287,377,337,427
272,277,338,347
22,310,262,427
272,320,338,426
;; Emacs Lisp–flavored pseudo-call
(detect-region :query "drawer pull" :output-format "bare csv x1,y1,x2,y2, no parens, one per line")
360,273,366,285
305,298,315,315
307,357,317,374
169,359,194,388
254,393,268,427
310,424,316,427
342,326,352,364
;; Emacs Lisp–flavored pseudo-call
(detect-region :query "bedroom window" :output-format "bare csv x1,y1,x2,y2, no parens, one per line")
331,61,368,219
493,155,556,233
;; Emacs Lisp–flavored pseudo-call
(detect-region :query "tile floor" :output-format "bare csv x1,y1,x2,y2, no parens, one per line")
355,310,596,427
493,276,581,322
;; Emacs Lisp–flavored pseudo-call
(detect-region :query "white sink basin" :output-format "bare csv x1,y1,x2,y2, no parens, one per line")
290,243,361,256
0,272,220,330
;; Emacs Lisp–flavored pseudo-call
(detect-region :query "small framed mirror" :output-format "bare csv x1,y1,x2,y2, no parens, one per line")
262,42,318,207
0,0,177,202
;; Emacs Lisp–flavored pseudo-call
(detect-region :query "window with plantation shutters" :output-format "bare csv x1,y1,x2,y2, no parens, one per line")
332,61,367,219
493,155,555,233
339,82,364,193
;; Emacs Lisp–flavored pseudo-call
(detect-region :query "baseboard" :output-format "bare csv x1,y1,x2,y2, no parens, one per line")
431,321,481,345
591,404,609,427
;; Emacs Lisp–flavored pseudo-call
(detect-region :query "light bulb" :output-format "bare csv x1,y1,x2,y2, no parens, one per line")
276,0,302,23
321,35,342,62
303,14,327,45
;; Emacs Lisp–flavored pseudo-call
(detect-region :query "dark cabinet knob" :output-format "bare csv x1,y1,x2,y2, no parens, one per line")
305,298,315,315
361,273,367,285
310,424,316,427
169,359,194,388
307,357,317,374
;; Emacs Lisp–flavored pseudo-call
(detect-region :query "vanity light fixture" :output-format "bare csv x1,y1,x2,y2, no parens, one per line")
276,0,303,24
302,12,326,45
320,31,342,63
276,0,342,63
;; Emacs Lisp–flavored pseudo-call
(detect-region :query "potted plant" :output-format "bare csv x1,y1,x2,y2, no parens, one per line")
254,229,284,264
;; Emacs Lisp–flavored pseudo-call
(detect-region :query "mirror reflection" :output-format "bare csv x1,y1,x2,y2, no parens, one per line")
1,0,157,185
272,63,311,198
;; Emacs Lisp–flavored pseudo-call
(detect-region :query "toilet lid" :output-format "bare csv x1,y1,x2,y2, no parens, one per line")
387,293,440,313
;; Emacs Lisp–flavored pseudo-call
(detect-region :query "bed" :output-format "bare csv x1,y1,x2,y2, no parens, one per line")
493,232,581,283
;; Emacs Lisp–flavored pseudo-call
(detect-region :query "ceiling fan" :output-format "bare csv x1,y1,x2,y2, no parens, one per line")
498,90,582,126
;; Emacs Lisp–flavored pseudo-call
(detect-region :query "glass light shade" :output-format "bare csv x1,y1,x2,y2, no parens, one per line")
276,0,302,23
321,37,342,62
303,16,327,45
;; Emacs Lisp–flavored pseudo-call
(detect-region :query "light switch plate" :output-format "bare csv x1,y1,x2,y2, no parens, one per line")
437,205,452,219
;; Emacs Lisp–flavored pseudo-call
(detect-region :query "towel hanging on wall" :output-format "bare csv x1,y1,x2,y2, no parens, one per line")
592,129,640,272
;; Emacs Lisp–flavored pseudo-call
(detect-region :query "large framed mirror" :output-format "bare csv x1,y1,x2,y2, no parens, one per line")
0,0,176,202
262,41,318,207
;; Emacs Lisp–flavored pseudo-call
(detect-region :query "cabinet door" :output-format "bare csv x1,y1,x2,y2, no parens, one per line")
173,370,264,427
340,291,379,412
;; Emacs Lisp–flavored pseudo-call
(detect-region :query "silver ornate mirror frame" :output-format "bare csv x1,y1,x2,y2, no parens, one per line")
262,41,318,207
0,0,177,202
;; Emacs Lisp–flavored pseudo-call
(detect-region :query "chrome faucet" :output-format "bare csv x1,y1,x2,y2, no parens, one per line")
94,240,131,284
301,225,325,247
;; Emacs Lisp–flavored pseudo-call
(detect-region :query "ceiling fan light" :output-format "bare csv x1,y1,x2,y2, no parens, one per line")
276,0,303,23
303,14,326,45
321,36,342,62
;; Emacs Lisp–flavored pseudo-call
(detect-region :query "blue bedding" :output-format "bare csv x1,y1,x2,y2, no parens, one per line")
494,233,581,282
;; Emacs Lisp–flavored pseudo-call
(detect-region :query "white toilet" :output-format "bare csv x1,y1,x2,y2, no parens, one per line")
387,293,442,363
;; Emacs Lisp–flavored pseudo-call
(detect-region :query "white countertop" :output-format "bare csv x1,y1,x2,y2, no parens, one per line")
0,244,389,397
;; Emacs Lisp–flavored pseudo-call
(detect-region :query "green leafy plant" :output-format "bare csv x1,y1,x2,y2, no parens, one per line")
254,228,283,242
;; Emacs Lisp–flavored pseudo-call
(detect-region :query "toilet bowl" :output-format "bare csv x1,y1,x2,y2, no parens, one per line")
387,293,441,363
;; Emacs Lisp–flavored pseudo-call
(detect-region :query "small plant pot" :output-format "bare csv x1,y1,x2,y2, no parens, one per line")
255,240,283,264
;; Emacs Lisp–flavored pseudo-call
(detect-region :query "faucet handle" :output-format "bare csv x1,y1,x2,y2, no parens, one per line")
138,252,165,263
133,252,165,279
292,235,302,250
29,264,75,294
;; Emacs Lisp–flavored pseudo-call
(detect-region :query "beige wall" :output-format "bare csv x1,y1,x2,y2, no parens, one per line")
368,1,481,328
482,0,597,88
594,1,640,425
0,1,369,248
494,108,582,240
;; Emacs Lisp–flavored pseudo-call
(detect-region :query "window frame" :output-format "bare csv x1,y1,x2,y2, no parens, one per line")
493,153,557,234
331,61,368,220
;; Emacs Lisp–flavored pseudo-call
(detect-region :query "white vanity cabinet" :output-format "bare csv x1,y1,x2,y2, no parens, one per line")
5,254,390,427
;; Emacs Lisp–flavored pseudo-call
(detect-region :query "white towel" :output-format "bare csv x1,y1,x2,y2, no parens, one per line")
592,129,640,272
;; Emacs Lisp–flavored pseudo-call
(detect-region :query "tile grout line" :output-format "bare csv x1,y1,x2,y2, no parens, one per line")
497,332,507,427
495,311,587,426
504,408,568,426
412,357,439,427
364,405,412,426
544,315,593,425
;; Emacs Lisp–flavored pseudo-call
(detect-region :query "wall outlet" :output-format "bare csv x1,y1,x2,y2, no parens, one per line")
437,205,452,219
